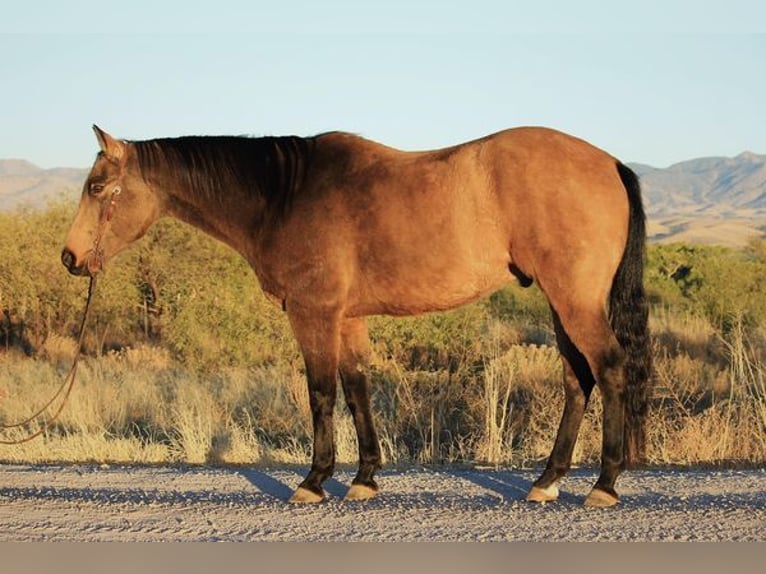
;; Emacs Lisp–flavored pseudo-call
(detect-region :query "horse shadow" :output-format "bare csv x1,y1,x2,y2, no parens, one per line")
238,467,580,505
449,469,534,502
237,468,348,501
447,468,588,505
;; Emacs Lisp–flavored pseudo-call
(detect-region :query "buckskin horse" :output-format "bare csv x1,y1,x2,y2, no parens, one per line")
62,125,651,507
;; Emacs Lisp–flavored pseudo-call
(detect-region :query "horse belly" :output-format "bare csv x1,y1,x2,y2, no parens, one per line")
351,243,513,317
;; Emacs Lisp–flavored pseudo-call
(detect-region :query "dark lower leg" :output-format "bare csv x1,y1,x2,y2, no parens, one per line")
298,372,337,496
341,369,381,488
534,369,592,489
594,358,627,496
534,314,595,489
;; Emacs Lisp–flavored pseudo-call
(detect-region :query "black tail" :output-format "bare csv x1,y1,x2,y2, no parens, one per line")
610,162,652,466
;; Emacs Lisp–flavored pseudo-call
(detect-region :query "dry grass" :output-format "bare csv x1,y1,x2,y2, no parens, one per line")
1,311,764,469
648,319,766,464
473,344,562,466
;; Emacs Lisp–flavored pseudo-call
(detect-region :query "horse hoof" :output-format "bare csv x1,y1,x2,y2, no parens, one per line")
345,483,378,501
584,487,619,508
289,486,324,504
526,483,559,503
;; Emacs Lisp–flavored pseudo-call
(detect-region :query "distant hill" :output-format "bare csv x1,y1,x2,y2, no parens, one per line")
1,152,765,247
0,159,86,211
631,152,766,217
629,152,766,247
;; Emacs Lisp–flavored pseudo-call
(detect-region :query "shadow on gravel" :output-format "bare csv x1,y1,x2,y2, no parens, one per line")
446,469,589,505
447,468,766,510
237,469,348,501
447,470,536,502
237,470,293,500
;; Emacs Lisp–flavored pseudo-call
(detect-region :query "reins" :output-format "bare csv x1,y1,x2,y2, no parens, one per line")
0,276,97,445
0,185,120,445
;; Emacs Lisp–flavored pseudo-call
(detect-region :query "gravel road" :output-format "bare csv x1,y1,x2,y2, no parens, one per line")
0,464,763,541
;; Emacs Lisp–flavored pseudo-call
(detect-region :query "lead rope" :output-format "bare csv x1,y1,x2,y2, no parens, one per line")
0,185,119,445
0,274,97,445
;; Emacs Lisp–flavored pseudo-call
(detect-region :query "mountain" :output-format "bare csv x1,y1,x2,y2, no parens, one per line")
629,152,766,246
0,159,86,211
631,152,766,217
1,152,765,246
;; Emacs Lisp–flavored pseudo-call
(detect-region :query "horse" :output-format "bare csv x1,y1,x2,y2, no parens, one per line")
62,125,651,507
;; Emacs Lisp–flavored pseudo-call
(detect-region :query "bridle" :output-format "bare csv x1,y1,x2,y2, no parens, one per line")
88,185,122,275
0,186,121,444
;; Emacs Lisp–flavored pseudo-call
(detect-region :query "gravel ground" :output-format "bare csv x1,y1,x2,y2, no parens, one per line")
0,464,763,541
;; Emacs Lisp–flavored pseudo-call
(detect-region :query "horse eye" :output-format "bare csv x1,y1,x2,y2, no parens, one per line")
88,183,105,196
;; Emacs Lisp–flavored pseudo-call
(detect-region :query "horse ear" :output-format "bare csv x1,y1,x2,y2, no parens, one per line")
92,125,125,160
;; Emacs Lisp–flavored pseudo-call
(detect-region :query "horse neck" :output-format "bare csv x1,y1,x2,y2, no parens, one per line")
136,135,317,257
160,180,266,257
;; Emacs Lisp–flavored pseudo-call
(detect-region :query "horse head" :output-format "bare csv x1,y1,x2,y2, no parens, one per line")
61,126,162,276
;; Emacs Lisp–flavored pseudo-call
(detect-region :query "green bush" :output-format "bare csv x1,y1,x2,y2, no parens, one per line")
646,242,766,330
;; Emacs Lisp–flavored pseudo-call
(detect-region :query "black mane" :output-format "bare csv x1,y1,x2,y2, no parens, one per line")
132,134,319,216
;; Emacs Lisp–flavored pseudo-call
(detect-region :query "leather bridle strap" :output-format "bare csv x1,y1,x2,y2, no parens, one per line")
89,185,122,275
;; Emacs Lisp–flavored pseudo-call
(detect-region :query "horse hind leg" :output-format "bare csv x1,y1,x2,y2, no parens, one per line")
338,318,382,501
564,307,626,507
532,295,627,507
584,337,628,508
527,308,596,503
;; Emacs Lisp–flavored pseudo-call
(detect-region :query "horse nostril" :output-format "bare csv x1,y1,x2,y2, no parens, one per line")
61,248,76,272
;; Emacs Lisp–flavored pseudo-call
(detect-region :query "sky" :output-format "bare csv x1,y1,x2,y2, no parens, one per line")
1,2,765,169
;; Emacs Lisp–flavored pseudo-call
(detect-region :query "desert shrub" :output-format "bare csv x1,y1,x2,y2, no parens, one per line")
646,243,766,329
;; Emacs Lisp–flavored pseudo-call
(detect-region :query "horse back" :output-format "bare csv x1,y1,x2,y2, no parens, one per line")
256,128,629,317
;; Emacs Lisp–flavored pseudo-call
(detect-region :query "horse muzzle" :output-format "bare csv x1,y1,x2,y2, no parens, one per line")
61,248,91,276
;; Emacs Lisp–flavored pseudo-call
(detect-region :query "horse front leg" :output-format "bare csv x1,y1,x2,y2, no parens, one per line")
287,306,341,503
339,318,381,500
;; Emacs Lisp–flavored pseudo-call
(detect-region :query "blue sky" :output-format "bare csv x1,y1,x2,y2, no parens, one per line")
1,2,765,169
